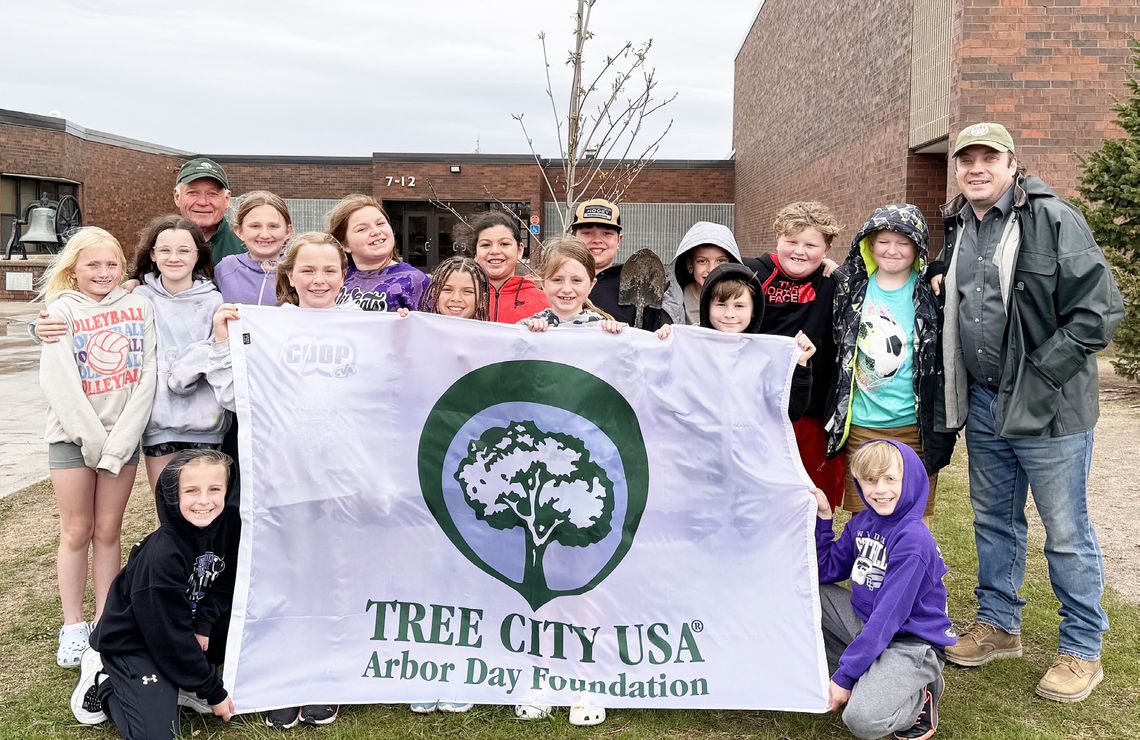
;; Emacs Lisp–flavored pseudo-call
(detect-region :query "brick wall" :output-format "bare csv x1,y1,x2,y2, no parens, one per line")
0,259,49,301
2,108,734,304
949,0,1137,200
0,119,183,258
734,0,1138,261
733,0,918,257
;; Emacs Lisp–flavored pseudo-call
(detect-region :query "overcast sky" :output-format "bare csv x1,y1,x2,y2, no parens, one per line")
3,1,760,160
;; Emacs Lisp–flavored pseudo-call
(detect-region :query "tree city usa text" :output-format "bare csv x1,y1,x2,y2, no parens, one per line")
362,599,710,698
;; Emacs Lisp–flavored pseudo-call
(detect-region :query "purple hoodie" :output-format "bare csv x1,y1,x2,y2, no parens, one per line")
341,260,429,311
214,252,277,306
816,440,955,690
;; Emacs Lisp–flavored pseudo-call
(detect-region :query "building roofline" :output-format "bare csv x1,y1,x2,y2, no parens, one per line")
1,109,731,169
734,0,769,62
0,108,192,157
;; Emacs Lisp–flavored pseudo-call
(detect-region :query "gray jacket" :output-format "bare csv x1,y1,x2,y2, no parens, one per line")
662,221,742,324
936,175,1123,437
134,275,229,447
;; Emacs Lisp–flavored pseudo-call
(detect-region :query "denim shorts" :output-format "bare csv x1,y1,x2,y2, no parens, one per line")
48,442,140,470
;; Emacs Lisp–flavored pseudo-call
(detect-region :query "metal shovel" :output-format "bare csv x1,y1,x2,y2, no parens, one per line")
618,249,667,329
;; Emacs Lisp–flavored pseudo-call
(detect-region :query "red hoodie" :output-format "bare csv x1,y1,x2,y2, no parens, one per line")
488,275,550,324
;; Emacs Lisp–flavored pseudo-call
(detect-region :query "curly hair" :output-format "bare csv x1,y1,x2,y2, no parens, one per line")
772,201,844,246
420,257,490,321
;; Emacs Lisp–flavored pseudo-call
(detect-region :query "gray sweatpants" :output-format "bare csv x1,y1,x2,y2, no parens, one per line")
819,583,944,739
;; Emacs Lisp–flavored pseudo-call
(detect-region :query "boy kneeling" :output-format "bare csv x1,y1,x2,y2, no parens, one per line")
72,449,235,737
812,441,955,739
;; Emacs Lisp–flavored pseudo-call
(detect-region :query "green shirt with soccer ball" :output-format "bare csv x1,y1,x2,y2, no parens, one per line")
851,271,917,428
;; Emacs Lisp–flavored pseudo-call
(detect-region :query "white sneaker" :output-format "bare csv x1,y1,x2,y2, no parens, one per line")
437,702,472,712
178,689,212,714
70,648,106,724
515,704,552,720
410,702,438,713
57,622,91,669
569,706,606,726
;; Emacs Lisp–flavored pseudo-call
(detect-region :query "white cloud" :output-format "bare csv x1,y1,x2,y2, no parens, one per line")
2,0,754,159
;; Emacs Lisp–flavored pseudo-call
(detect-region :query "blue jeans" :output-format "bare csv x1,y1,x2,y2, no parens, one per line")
965,385,1108,660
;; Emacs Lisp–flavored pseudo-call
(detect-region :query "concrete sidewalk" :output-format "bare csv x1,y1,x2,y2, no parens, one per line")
0,301,47,498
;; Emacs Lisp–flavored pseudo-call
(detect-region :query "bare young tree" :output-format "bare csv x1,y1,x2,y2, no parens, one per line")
515,0,676,238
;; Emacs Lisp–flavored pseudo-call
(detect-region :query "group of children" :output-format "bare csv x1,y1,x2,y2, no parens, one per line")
37,188,956,739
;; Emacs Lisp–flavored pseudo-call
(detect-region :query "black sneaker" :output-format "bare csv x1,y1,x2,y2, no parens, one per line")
265,706,301,729
299,704,340,726
895,673,943,739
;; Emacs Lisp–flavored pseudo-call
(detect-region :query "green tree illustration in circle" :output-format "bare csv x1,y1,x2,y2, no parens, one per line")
455,421,615,596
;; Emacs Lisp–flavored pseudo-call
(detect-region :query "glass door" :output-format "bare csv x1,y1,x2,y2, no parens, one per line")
402,211,432,270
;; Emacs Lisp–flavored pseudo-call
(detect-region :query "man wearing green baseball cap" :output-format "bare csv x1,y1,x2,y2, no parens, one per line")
173,157,245,263
932,122,1123,703
29,156,247,342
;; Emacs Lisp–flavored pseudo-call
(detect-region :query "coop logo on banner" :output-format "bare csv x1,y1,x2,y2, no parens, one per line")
418,360,649,609
278,334,357,378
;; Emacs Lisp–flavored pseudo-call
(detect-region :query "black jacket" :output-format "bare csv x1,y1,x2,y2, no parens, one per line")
590,264,672,331
744,254,837,419
91,457,232,706
700,263,812,420
827,204,956,474
935,175,1124,437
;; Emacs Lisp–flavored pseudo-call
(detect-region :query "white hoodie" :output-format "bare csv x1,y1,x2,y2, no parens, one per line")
40,287,157,475
134,274,229,447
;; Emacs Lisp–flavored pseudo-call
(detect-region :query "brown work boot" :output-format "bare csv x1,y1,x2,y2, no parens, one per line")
944,622,1022,667
1035,655,1103,703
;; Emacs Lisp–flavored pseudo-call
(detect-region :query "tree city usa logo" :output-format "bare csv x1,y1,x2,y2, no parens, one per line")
360,360,710,700
419,360,645,609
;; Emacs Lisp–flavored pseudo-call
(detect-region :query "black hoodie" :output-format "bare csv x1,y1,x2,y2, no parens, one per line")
699,263,811,420
90,459,231,706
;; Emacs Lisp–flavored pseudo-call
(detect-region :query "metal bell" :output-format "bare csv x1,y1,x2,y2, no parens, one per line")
20,207,59,244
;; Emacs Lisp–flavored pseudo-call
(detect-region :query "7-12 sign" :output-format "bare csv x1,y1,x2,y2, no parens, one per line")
385,176,417,187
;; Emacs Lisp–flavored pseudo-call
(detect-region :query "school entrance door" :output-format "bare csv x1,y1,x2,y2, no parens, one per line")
384,201,535,272
396,209,459,272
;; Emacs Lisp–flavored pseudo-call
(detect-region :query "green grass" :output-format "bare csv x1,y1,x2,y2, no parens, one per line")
0,452,1138,739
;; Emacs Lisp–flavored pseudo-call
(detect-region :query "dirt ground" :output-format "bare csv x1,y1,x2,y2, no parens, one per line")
1069,358,1140,603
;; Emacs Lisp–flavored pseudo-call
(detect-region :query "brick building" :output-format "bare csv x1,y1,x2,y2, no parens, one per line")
733,0,1138,258
1,108,733,298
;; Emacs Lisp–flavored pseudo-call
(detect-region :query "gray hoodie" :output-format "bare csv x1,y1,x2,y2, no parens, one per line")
662,221,742,325
134,274,229,447
40,287,157,475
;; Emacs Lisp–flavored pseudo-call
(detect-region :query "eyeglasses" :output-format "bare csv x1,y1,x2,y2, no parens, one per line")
154,247,196,259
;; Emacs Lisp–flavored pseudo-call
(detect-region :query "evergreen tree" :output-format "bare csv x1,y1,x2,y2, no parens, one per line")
1076,39,1140,379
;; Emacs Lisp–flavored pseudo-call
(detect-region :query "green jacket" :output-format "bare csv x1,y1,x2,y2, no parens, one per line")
208,218,246,264
936,175,1123,438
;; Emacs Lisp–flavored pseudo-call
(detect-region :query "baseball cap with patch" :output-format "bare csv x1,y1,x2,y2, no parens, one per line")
176,157,230,189
571,198,622,232
952,122,1016,156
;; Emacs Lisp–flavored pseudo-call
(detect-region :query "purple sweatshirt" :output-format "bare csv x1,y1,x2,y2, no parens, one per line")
815,440,955,690
341,261,429,311
214,252,277,306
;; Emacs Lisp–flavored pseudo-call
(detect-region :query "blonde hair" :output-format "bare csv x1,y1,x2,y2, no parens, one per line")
275,232,348,306
36,227,126,303
326,194,399,267
539,237,613,319
849,440,904,482
772,201,844,246
235,190,292,229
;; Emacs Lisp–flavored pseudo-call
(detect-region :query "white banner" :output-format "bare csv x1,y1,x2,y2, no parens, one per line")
222,307,828,713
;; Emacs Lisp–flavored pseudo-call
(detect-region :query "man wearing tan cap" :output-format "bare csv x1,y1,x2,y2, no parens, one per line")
932,122,1123,702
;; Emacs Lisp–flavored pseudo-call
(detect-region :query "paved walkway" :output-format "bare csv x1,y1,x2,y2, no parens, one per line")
0,301,47,498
